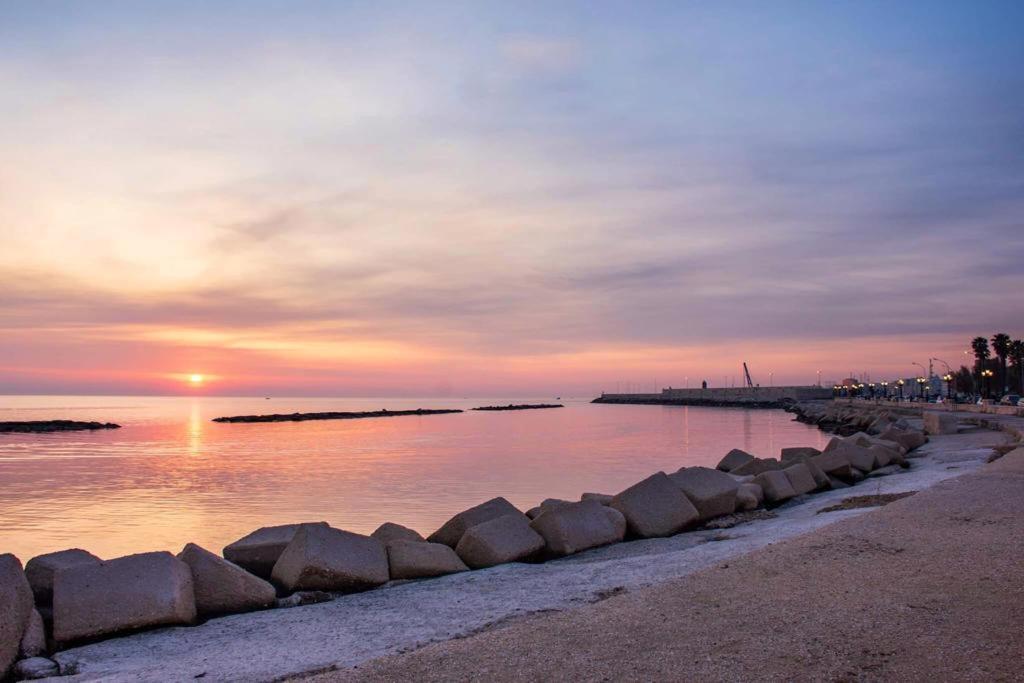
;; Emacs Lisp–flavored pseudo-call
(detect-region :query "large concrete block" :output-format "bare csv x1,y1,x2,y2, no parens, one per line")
810,450,853,479
730,457,782,477
602,506,627,538
1,554,33,679
24,548,101,605
667,466,739,520
780,446,821,461
387,541,468,580
754,470,797,504
427,497,525,548
270,525,389,593
581,492,614,506
783,463,817,496
736,483,764,510
923,412,958,435
865,445,897,469
371,523,425,546
223,522,329,579
455,514,545,569
526,498,573,520
52,551,196,643
716,448,755,472
529,500,625,557
19,608,46,658
880,427,927,452
177,543,276,617
831,442,876,472
610,472,699,538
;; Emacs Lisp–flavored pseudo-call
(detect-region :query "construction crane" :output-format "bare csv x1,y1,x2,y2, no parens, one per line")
743,362,755,388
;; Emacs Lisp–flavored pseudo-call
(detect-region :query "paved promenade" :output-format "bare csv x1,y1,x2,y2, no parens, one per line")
310,446,1024,682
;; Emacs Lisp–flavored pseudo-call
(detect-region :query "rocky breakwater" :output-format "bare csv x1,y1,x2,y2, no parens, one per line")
212,408,463,423
1,417,942,681
0,421,120,433
471,404,564,411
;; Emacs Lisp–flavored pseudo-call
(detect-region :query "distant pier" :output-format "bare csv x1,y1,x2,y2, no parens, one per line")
592,385,832,408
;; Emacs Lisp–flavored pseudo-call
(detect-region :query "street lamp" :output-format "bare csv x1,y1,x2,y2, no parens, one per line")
981,369,994,398
880,381,889,399
868,382,876,400
896,379,905,400
942,373,953,400
916,377,927,400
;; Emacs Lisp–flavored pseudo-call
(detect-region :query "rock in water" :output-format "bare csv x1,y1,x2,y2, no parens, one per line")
19,609,46,658
530,500,625,557
52,551,196,643
24,548,101,605
371,523,425,546
455,514,545,569
177,543,276,617
271,525,388,593
0,554,33,679
387,541,468,579
223,522,330,579
427,497,525,548
754,470,797,504
782,463,817,496
716,448,755,472
610,472,699,538
667,466,739,520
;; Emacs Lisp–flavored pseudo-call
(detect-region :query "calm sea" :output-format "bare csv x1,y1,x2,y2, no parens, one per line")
0,395,825,560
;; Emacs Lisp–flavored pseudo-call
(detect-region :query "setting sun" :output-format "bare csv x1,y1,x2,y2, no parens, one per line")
188,374,204,385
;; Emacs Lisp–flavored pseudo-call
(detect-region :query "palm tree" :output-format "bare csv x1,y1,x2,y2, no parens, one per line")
971,336,990,396
992,333,1011,397
1010,339,1024,395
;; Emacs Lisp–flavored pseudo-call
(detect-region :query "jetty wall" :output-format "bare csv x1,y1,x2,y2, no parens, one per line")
594,386,832,406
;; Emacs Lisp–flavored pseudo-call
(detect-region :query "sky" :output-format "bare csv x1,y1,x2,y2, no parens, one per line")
1,1,1023,396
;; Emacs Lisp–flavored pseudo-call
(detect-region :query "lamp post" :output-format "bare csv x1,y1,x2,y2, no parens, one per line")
897,379,905,400
880,381,889,400
868,382,876,400
916,377,927,400
981,369,994,399
942,373,953,401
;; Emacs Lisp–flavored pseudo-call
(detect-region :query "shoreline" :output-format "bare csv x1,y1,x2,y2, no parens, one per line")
0,420,121,434
39,406,1019,681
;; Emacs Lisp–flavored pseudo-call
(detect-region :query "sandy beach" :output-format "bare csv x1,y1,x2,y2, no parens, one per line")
42,412,1020,681
310,442,1024,683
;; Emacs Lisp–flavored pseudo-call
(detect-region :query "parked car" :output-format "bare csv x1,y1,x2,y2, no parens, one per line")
1000,394,1021,406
